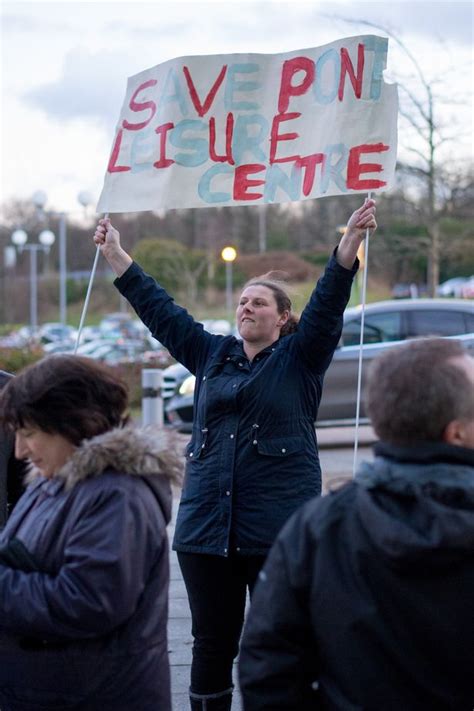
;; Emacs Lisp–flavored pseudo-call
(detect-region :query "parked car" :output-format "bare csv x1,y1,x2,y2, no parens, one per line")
38,323,78,344
391,283,428,299
42,340,75,354
95,340,149,365
163,299,474,431
201,319,233,335
436,277,470,298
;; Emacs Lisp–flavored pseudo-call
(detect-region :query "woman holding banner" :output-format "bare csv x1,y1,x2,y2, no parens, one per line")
93,198,376,711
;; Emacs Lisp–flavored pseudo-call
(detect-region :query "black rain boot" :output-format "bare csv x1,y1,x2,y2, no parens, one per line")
189,686,233,710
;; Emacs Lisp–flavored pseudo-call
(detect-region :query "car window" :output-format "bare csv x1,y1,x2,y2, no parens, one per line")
342,311,402,346
407,310,469,337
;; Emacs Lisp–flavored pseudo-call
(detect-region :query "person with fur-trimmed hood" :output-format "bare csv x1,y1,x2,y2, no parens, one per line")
0,355,182,711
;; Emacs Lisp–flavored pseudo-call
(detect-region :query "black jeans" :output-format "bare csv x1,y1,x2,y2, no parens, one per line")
177,552,267,695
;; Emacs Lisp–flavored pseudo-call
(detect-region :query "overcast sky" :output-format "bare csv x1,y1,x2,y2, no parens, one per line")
1,0,472,215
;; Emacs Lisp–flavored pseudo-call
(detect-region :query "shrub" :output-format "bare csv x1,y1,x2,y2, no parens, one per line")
0,347,44,374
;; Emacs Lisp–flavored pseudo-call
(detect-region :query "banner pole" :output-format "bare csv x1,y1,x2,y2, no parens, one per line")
73,213,108,355
352,193,372,477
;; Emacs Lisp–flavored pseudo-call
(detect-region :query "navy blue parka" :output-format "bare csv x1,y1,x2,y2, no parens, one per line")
239,442,474,710
115,250,357,557
0,428,174,711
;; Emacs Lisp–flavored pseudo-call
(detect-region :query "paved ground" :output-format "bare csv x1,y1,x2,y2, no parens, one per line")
168,499,245,711
167,426,376,710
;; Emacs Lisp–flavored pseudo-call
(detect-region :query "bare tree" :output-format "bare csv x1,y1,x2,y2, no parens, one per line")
332,17,472,294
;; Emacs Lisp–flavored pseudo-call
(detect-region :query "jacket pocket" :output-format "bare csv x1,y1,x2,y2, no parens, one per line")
256,436,304,457
184,428,209,461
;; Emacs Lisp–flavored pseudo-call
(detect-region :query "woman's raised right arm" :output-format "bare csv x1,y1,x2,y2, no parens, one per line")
92,219,216,374
93,218,133,277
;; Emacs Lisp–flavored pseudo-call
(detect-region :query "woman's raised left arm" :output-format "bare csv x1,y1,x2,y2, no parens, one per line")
294,199,377,374
336,199,377,269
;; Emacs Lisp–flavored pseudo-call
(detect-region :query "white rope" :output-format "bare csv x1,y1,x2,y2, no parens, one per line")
73,213,108,354
352,193,372,477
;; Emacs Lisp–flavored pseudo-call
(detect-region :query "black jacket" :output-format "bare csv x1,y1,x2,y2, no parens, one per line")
239,441,474,710
115,252,357,556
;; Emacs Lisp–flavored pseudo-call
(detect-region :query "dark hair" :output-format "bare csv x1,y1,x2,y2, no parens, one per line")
0,355,129,445
366,338,474,445
243,271,299,337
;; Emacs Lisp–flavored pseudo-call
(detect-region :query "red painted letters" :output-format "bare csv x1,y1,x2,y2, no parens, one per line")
107,129,131,173
154,123,175,169
296,153,325,195
338,44,365,101
346,142,389,189
209,114,235,165
183,65,227,117
233,164,266,200
122,80,158,131
270,112,301,164
278,57,315,113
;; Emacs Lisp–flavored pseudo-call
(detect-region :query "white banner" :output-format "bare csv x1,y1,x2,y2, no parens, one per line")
97,35,398,213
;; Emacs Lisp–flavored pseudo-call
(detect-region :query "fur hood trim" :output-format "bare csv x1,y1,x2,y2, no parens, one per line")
25,426,183,491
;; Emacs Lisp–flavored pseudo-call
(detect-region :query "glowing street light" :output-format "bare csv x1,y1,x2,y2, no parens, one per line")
221,246,237,321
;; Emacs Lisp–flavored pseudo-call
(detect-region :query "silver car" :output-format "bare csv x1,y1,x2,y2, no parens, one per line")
163,299,474,429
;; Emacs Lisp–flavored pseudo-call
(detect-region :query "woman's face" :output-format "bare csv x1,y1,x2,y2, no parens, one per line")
236,285,289,345
15,426,76,478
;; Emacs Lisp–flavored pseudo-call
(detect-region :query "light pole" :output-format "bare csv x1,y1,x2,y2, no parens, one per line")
31,190,94,326
32,191,68,326
221,246,237,322
11,228,56,335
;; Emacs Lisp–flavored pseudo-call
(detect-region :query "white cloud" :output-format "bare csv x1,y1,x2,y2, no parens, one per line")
1,0,472,213
25,48,130,126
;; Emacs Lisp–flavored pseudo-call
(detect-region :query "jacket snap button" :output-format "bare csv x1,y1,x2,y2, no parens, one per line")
232,383,237,388
226,491,230,496
281,448,286,453
230,434,234,439
253,440,257,445
202,376,206,381
239,362,243,367
189,452,193,457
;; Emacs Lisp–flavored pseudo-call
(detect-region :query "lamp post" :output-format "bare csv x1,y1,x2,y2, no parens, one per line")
221,246,237,322
32,191,68,326
11,228,56,335
31,190,94,326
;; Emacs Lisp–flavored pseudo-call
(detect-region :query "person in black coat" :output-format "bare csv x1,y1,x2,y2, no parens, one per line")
0,371,25,529
239,337,474,710
94,199,377,711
